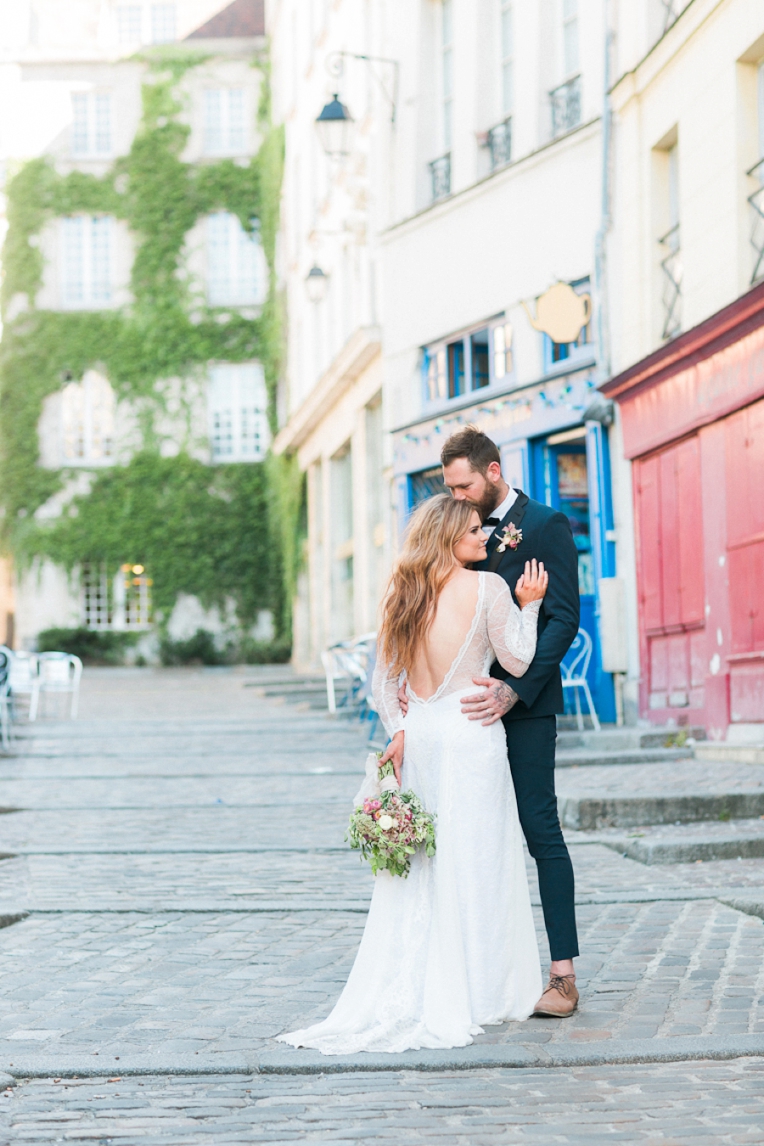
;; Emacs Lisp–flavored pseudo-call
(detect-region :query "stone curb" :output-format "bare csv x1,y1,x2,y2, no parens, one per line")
256,1035,764,1075
555,748,692,769
3,1036,764,1079
604,834,764,864
0,888,759,916
0,1056,257,1079
559,792,764,832
718,897,764,920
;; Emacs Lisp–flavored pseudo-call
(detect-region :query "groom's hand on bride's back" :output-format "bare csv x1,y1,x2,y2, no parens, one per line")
461,677,519,724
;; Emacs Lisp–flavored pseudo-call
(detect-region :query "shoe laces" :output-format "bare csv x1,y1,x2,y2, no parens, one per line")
547,974,575,996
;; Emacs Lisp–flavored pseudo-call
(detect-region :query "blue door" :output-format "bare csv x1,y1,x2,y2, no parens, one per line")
530,432,616,724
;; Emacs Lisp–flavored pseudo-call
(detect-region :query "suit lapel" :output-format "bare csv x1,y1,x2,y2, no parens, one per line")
485,491,530,573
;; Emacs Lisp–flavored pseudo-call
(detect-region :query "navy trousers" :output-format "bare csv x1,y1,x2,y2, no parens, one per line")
503,714,579,961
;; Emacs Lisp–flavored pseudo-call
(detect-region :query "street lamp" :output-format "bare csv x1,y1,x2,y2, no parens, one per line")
315,93,354,157
305,264,330,303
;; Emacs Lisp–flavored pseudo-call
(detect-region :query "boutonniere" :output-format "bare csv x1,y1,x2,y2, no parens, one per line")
496,523,522,553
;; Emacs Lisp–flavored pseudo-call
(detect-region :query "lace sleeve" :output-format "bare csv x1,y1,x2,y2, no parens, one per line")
371,654,406,738
484,574,541,678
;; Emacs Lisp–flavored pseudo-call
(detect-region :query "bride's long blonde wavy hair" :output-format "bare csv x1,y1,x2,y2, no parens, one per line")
378,494,477,677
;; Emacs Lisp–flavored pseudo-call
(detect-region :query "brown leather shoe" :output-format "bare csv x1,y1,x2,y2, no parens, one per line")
533,974,579,1017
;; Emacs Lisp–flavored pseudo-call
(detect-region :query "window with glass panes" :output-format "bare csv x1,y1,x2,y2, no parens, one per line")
562,0,579,77
206,212,267,307
150,3,176,43
118,564,153,629
117,5,142,44
81,562,112,629
425,318,515,403
500,1,513,116
442,0,453,149
204,89,246,155
71,92,112,157
60,216,113,307
208,363,270,462
61,371,116,464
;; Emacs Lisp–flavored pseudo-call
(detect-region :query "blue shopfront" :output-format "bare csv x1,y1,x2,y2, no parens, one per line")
393,367,617,724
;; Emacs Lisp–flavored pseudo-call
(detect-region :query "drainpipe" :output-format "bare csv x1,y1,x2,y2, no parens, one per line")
594,0,614,384
592,0,623,723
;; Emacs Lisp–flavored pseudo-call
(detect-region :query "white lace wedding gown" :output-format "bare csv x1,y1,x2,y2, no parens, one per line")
278,571,543,1054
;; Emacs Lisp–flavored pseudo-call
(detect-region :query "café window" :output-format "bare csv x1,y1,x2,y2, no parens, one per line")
424,318,515,403
410,466,446,508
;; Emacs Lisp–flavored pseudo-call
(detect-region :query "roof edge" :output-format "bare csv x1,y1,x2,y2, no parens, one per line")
602,279,764,402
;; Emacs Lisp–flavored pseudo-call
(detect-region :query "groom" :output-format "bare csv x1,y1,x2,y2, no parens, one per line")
437,426,580,1016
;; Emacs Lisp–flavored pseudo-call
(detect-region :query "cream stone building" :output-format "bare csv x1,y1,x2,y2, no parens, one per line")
269,0,624,721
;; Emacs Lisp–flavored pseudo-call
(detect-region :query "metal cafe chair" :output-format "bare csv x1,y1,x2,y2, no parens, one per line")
0,647,11,750
37,652,84,720
7,650,41,722
321,632,377,716
561,627,601,732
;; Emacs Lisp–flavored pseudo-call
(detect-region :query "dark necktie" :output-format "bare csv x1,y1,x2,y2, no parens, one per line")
484,517,500,526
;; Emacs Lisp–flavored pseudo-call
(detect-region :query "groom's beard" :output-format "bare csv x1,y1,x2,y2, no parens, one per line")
470,483,502,523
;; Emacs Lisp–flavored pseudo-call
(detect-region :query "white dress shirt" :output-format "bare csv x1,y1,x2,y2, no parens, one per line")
482,486,519,536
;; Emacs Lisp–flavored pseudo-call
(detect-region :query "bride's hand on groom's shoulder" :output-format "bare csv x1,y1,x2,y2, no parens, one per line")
461,677,519,724
515,559,548,607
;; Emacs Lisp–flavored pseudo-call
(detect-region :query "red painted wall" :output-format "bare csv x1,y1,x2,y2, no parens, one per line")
606,289,764,737
631,393,764,736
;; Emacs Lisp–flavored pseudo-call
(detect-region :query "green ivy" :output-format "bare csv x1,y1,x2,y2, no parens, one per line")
0,50,300,642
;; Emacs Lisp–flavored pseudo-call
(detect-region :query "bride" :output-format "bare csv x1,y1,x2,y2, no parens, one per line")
279,493,548,1054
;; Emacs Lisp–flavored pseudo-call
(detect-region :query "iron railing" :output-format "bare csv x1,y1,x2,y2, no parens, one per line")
747,157,764,284
487,118,512,171
429,153,451,201
658,222,682,340
661,0,690,34
550,76,581,139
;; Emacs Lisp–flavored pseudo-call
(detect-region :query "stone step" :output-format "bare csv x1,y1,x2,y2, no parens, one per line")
694,742,764,765
555,726,705,751
597,818,764,864
556,747,693,768
244,679,326,692
556,759,764,830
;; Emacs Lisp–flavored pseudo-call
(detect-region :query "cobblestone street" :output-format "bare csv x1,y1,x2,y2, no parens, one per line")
0,667,763,1143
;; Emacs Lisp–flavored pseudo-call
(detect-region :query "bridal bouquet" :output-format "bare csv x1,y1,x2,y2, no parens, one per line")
346,755,436,878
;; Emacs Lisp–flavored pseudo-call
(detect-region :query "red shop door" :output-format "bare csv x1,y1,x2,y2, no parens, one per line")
634,436,705,721
725,398,764,722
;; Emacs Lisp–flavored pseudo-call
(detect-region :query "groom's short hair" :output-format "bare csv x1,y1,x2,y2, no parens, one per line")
441,425,501,476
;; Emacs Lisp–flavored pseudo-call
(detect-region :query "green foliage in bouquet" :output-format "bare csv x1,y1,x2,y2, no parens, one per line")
346,760,436,878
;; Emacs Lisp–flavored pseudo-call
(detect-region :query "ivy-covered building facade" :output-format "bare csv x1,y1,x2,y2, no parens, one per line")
0,0,295,662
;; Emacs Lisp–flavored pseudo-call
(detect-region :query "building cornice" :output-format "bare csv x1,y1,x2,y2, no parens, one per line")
602,279,764,403
382,119,601,243
272,326,382,456
609,0,723,112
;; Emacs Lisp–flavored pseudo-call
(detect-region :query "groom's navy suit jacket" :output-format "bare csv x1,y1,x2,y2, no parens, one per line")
475,491,580,721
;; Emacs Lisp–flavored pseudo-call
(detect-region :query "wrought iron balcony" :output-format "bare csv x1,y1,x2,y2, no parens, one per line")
429,153,451,202
487,118,512,171
550,76,581,139
747,157,764,284
658,222,682,340
660,0,690,34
